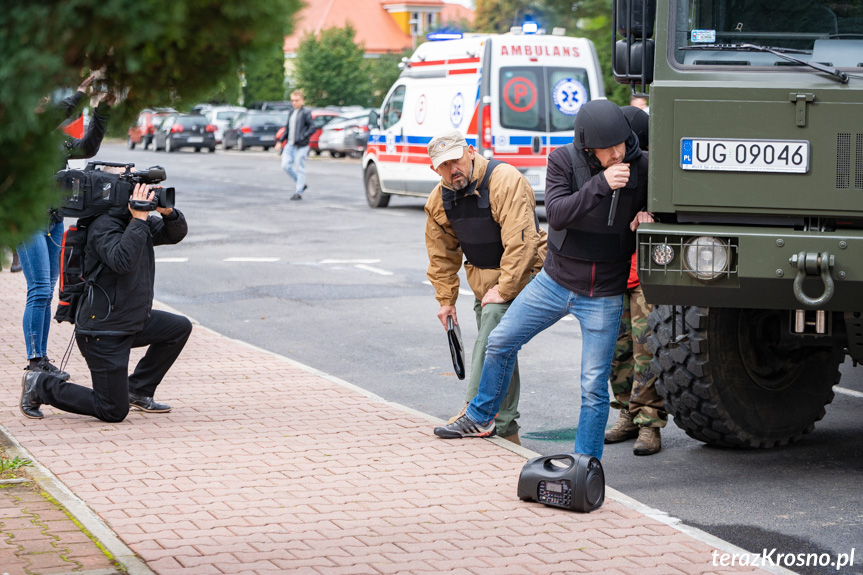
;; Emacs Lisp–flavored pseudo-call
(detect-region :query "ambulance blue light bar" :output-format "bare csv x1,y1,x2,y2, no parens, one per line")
522,21,539,34
427,31,464,41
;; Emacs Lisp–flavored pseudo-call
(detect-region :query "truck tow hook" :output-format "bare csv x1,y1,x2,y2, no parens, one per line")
789,251,835,307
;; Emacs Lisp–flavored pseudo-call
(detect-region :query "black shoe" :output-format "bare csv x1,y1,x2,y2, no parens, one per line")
303,184,308,192
28,357,70,381
10,253,21,273
129,392,172,413
433,413,495,439
290,193,302,200
20,371,44,419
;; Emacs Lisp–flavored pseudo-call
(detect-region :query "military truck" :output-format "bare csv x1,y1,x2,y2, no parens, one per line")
613,0,863,447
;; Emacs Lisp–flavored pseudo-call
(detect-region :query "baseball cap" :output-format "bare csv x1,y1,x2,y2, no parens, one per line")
428,130,468,169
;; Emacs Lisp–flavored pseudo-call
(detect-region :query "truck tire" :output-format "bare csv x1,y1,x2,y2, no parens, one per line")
647,306,841,448
364,163,390,208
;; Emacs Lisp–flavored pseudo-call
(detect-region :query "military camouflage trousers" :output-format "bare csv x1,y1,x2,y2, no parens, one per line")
609,284,667,428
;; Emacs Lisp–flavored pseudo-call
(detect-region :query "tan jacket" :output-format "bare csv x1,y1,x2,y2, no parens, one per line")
425,154,547,306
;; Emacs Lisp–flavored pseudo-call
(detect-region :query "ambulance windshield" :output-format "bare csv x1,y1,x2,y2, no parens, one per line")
673,0,863,68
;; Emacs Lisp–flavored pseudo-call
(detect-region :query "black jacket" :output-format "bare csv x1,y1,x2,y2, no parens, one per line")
543,137,648,297
75,209,188,336
278,106,315,147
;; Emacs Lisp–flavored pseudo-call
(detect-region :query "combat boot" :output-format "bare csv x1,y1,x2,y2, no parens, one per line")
604,409,638,443
501,431,521,445
633,426,661,455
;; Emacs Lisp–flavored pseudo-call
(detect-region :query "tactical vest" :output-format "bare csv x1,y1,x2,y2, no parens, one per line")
547,144,636,262
442,160,505,270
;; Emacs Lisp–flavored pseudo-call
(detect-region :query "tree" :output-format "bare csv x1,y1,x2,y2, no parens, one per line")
474,0,540,33
0,0,300,248
364,51,411,109
292,24,371,107
243,42,289,105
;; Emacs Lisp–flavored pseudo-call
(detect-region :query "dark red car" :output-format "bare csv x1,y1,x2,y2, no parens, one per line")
127,108,176,150
275,108,341,154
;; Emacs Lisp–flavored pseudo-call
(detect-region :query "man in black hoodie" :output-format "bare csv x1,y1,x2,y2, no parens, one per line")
433,100,652,460
20,183,191,422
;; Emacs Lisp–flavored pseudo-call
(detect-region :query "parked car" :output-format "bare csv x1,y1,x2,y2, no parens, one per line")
152,113,217,152
317,112,371,158
127,108,175,150
274,108,341,154
222,111,282,151
204,106,247,145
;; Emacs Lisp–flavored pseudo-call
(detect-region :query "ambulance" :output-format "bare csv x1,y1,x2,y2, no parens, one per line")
362,30,605,208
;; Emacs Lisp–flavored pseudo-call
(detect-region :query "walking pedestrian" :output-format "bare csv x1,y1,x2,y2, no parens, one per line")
433,100,651,460
424,130,546,445
278,90,315,200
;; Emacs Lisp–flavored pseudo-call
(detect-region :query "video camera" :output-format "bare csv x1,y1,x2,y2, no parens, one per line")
56,161,175,219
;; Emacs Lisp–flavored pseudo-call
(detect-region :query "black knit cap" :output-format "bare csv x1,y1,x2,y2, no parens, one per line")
573,99,632,151
621,105,649,151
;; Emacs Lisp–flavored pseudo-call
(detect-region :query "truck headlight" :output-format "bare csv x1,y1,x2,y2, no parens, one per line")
651,243,675,266
684,236,730,280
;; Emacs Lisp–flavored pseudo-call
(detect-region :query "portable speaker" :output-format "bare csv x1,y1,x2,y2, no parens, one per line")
517,453,605,512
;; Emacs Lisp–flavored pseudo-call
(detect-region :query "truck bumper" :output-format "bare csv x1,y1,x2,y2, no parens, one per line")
637,223,863,311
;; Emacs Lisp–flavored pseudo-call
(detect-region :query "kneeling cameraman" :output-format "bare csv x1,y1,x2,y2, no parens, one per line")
21,183,191,422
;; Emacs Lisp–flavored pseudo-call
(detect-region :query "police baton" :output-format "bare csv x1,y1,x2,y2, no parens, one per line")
607,189,620,226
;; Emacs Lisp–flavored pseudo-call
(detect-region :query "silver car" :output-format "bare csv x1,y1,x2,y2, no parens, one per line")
205,106,247,145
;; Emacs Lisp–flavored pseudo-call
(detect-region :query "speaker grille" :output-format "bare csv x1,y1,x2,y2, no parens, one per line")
857,134,863,190
836,133,851,189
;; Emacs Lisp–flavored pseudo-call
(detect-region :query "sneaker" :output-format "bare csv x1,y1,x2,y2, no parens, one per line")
604,409,639,444
20,371,44,419
290,193,302,201
28,357,70,381
10,252,21,273
434,413,495,439
447,402,468,424
129,392,172,413
633,426,662,456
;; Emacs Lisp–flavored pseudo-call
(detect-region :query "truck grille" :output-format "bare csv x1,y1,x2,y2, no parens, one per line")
836,132,863,190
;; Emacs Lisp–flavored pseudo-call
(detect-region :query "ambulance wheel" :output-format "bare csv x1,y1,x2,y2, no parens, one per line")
648,306,841,448
364,163,390,208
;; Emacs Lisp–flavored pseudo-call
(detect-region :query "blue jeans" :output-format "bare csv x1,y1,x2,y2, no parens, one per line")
281,144,309,194
17,219,64,360
465,269,623,459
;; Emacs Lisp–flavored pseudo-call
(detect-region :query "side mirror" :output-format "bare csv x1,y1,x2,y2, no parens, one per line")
615,0,656,39
369,110,380,130
614,39,655,85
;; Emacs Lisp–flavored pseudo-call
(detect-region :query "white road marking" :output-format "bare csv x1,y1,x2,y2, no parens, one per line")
422,280,473,297
321,259,381,264
835,386,863,399
155,257,188,263
354,264,393,276
223,257,280,262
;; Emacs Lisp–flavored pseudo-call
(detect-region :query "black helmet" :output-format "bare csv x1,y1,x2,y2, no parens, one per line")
573,99,632,151
621,105,649,151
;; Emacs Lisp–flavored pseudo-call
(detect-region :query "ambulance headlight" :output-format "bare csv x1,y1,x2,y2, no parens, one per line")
683,236,730,280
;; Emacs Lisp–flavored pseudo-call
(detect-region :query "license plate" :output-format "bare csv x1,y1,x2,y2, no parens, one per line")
681,138,809,173
188,136,203,143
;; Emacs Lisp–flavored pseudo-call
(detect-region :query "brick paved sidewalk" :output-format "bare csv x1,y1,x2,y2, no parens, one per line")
0,270,774,575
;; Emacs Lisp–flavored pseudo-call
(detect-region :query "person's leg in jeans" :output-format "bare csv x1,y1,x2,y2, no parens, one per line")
294,145,309,195
17,220,63,363
282,144,298,184
35,334,135,422
465,270,569,426
571,293,624,459
469,299,520,438
127,310,192,397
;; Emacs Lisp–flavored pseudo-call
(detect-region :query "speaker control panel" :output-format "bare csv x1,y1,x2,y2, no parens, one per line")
538,479,572,508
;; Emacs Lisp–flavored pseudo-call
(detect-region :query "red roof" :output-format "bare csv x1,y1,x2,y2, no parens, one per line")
441,3,474,25
284,0,414,55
